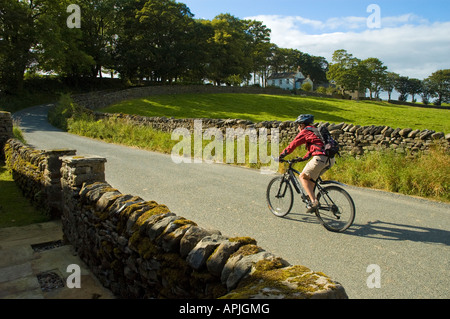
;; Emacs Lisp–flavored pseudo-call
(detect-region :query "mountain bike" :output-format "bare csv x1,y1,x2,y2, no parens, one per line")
266,157,355,233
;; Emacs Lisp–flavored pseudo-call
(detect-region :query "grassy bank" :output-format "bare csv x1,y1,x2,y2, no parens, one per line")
0,124,50,228
103,93,449,134
324,149,450,202
0,162,50,228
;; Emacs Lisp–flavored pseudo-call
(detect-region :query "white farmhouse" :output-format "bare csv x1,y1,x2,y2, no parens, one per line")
267,70,313,91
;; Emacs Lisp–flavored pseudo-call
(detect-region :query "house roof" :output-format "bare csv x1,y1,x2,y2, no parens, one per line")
268,71,305,80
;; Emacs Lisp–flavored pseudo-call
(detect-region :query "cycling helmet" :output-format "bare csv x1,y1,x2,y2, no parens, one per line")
294,114,314,125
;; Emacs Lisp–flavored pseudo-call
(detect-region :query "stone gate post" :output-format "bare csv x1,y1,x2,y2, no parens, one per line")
0,111,13,160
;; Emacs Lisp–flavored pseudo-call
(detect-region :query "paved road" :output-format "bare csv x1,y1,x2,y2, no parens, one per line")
13,105,450,299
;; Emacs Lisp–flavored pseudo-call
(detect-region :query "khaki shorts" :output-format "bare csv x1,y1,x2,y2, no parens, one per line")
302,155,335,181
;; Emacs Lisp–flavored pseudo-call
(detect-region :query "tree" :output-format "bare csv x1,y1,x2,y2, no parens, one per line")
0,0,97,92
296,52,328,85
421,78,434,105
114,0,207,84
408,78,422,103
426,69,450,106
252,41,275,87
180,20,214,83
36,0,96,82
0,0,38,93
78,0,119,79
269,47,299,73
394,76,410,102
327,49,367,96
113,0,148,82
135,0,198,83
381,72,399,101
202,14,253,85
301,82,312,92
243,19,271,86
361,57,387,99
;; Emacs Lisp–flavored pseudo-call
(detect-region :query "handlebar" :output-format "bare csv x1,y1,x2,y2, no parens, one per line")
277,157,306,164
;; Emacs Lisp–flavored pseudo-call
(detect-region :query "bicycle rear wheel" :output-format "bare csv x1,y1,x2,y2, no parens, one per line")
266,176,294,217
316,185,355,232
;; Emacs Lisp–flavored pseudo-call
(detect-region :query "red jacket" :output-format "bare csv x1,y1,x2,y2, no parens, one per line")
281,126,325,160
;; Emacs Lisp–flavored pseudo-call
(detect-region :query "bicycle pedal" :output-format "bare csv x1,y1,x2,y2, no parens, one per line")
306,206,317,214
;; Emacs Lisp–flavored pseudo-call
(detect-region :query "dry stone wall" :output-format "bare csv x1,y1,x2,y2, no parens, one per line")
96,112,450,156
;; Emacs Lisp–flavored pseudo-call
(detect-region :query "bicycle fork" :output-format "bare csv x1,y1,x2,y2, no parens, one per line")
276,177,290,199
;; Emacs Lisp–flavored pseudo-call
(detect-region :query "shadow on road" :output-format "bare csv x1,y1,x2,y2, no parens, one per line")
12,104,61,134
283,211,321,227
283,212,450,246
344,220,450,246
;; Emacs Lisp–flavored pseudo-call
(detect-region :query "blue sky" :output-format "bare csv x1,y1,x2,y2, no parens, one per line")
180,0,450,80
183,0,450,23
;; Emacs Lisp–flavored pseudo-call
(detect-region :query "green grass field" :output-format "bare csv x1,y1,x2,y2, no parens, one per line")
103,93,449,133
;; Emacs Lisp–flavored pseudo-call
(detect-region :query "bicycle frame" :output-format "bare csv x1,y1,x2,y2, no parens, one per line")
281,159,347,207
286,167,302,194
280,162,310,205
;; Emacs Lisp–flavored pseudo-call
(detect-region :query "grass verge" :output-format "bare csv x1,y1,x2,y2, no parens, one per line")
0,162,50,228
0,124,50,228
322,148,450,202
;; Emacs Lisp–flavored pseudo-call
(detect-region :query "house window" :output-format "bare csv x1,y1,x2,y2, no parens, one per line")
279,79,282,85
286,79,290,85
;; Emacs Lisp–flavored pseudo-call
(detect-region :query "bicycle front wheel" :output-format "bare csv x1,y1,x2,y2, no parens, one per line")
316,185,355,233
266,176,294,217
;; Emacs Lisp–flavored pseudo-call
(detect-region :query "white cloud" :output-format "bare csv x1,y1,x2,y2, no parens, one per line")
246,15,450,79
381,13,429,28
292,16,324,29
324,16,368,30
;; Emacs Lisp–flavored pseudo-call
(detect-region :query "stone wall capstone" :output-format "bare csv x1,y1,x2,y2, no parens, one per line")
0,111,13,160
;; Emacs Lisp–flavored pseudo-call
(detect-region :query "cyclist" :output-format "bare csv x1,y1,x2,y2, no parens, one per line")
279,114,335,213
